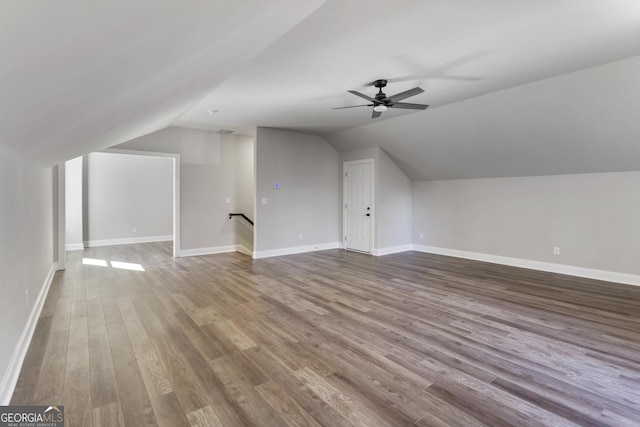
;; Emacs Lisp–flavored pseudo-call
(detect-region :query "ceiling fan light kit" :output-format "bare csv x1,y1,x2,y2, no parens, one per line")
334,78,429,118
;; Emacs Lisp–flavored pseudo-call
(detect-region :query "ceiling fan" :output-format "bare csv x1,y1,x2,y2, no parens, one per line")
333,79,428,118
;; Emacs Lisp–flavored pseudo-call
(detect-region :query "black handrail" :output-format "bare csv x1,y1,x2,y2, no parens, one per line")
229,213,254,226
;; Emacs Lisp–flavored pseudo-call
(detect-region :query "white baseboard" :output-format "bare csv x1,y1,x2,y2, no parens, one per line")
412,244,640,287
84,235,172,247
372,244,413,256
0,264,57,405
65,243,84,251
178,244,253,258
178,245,238,257
253,241,341,259
236,245,253,257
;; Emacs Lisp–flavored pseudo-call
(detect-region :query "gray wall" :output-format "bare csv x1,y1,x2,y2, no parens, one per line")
65,156,83,249
255,127,340,252
233,135,255,250
377,149,412,250
234,135,255,221
413,171,640,275
116,127,252,252
0,143,53,402
340,147,412,252
85,152,173,244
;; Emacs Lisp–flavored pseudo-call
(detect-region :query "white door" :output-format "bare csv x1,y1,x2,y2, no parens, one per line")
344,161,373,253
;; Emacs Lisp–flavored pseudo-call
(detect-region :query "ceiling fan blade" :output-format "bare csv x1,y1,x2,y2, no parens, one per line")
348,90,376,103
390,102,429,110
332,104,372,110
372,110,382,119
387,87,424,103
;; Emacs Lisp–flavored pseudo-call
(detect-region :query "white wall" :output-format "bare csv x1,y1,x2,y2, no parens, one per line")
413,171,640,277
0,143,54,403
115,127,252,253
85,152,173,245
255,127,340,255
340,147,412,253
65,156,83,249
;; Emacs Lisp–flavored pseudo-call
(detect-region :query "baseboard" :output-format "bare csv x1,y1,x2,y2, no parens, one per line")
0,264,57,405
236,245,253,257
65,243,84,251
253,241,341,259
84,235,172,247
412,244,640,287
178,245,239,257
179,245,253,258
372,244,413,256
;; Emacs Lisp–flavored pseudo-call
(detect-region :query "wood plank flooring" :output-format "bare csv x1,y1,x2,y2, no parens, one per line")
11,242,640,426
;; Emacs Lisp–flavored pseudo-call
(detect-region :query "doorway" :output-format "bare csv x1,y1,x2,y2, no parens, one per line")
65,149,181,257
343,159,374,253
102,148,180,257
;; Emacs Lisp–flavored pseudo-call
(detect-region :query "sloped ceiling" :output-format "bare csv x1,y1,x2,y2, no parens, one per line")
173,0,640,180
0,0,324,166
3,0,640,180
326,56,640,181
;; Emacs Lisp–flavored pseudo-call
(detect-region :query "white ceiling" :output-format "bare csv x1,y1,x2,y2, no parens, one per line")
327,56,640,180
3,0,640,179
0,0,323,166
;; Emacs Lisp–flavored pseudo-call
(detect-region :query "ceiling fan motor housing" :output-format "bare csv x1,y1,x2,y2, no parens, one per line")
373,79,388,88
374,80,388,104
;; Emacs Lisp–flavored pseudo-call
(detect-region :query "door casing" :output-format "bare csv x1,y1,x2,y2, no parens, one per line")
343,159,374,253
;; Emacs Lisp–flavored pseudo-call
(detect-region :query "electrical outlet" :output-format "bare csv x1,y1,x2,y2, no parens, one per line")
298,233,303,240
419,232,424,239
553,247,560,255
132,226,137,233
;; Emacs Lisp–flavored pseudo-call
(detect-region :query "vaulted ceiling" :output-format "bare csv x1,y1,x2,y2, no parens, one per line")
0,0,323,166
3,0,640,180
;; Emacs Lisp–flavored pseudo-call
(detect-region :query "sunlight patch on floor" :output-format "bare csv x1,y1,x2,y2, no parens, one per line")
82,258,145,271
110,261,145,271
82,258,108,267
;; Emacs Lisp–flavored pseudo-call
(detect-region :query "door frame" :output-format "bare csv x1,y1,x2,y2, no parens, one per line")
342,159,375,254
103,148,181,257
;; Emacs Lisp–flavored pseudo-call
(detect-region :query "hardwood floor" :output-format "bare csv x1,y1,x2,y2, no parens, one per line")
11,242,640,426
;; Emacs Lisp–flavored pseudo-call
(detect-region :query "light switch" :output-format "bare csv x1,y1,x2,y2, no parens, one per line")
261,197,268,205
225,197,231,204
